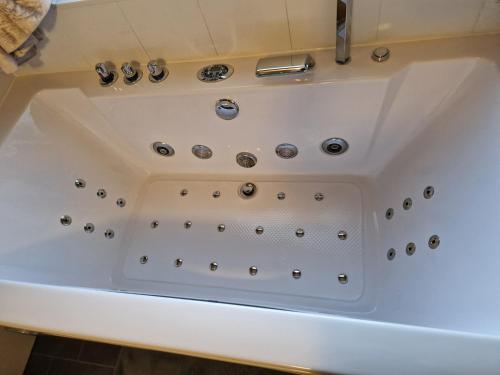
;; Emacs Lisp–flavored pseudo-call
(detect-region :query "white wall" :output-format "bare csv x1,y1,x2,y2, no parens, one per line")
18,0,500,75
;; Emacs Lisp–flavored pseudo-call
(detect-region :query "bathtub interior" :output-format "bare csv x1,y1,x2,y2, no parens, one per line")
0,56,499,336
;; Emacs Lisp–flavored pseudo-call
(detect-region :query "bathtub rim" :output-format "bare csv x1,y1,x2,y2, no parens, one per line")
1,279,500,375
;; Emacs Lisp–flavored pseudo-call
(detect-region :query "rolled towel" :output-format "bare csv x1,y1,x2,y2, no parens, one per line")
0,0,50,73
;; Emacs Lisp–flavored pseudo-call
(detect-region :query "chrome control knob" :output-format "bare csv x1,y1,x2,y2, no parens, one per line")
95,62,117,87
120,62,142,85
147,59,168,83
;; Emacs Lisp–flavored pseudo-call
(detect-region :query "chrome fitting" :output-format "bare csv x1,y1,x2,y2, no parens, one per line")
147,59,168,83
121,62,143,85
95,62,118,87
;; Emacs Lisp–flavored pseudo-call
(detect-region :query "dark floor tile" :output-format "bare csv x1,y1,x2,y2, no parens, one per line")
23,354,52,375
28,335,291,375
116,348,289,375
187,359,287,375
79,342,121,366
48,359,113,375
32,335,82,359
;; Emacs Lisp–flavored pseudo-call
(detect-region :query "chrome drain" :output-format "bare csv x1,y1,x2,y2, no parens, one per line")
152,142,175,157
239,182,257,199
197,64,233,82
321,138,349,155
275,143,298,159
192,145,213,159
236,152,257,168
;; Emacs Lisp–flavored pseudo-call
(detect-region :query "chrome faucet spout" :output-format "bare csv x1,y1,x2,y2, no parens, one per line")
336,0,353,64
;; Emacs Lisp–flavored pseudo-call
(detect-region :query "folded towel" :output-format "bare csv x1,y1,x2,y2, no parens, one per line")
0,0,50,74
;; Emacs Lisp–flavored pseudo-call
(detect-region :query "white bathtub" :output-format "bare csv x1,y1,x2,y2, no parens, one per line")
1,34,500,374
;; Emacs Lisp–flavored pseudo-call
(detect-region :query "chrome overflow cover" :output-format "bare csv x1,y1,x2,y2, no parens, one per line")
215,98,239,120
197,64,233,82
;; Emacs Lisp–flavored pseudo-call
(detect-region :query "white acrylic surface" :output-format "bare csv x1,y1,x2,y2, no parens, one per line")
0,35,500,374
118,180,363,308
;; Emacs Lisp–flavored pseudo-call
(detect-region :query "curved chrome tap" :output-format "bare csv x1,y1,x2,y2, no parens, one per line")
147,59,168,83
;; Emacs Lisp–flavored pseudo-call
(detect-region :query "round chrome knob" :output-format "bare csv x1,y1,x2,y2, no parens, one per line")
371,47,390,62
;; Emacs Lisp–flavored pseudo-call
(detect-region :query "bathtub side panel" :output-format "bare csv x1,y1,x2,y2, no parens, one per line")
0,91,147,288
372,60,500,335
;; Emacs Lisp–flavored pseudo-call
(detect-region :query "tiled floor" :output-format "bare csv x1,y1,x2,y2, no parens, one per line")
24,334,290,375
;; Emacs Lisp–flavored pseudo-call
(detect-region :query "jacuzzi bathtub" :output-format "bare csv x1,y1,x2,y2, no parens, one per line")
0,35,499,374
